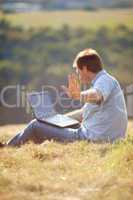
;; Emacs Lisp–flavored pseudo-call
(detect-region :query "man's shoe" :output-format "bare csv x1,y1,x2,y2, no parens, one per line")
0,142,6,148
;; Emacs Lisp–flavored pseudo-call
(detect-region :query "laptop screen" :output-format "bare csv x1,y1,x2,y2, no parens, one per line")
27,91,57,119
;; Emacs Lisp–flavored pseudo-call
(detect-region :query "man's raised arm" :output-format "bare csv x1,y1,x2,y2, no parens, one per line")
80,88,103,104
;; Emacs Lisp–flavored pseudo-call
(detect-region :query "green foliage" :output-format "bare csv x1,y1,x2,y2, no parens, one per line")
2,0,133,10
109,1,133,9
0,19,132,91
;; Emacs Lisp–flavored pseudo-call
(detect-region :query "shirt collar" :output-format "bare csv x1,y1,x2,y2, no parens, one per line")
91,69,107,86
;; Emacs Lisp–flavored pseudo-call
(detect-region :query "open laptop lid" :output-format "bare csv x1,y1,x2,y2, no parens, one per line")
27,91,57,120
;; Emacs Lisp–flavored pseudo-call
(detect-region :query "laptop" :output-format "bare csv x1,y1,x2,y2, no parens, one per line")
27,91,79,128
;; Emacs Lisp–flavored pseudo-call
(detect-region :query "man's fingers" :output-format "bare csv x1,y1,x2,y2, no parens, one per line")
68,74,73,89
68,75,75,90
72,74,80,91
68,73,79,89
76,80,80,90
66,73,81,99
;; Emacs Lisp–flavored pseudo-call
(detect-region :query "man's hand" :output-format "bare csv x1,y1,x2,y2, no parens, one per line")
61,73,103,104
62,73,81,100
65,108,83,122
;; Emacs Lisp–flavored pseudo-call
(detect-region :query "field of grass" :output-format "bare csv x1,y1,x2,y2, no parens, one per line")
1,9,133,29
0,120,133,200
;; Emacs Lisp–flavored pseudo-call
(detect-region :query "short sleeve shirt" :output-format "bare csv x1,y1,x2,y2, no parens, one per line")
81,70,128,142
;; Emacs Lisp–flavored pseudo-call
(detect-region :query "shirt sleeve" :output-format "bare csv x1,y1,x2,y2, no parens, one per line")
93,75,116,102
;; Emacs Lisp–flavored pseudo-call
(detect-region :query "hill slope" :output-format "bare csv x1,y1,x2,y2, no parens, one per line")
0,120,133,200
1,9,133,29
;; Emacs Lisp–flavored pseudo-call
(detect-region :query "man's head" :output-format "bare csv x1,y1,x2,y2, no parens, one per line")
73,48,103,84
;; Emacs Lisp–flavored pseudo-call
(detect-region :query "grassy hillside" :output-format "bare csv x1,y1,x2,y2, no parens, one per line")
1,9,133,29
0,121,133,200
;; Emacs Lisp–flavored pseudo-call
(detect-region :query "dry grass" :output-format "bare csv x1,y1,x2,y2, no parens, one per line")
0,120,133,200
1,9,133,29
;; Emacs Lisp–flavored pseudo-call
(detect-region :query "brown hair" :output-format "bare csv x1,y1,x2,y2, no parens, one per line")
73,48,103,73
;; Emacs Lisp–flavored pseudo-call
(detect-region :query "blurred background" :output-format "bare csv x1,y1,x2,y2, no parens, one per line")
0,0,133,124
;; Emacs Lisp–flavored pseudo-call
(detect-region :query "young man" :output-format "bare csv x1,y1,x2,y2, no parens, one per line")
0,48,128,147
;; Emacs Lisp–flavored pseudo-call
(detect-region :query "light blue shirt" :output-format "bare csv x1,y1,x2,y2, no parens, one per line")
81,69,128,142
